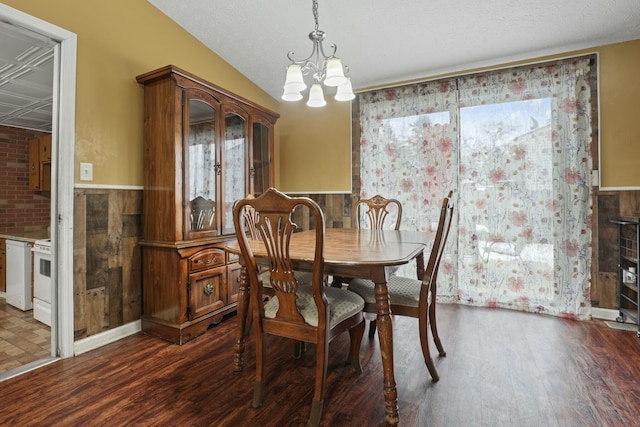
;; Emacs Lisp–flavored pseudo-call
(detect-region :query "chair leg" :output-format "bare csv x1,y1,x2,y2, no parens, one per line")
233,267,251,372
244,307,254,337
429,292,446,357
253,316,267,407
419,307,439,382
368,319,377,338
309,400,324,427
347,320,365,374
252,380,265,408
309,335,328,427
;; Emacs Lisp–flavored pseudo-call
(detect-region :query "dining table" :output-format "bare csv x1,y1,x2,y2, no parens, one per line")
227,227,432,426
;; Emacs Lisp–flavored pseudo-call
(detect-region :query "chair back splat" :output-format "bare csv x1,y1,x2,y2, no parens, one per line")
334,194,404,289
233,188,365,426
352,194,402,230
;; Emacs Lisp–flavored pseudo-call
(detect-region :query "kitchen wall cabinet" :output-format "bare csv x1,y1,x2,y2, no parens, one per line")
28,134,52,192
136,65,278,344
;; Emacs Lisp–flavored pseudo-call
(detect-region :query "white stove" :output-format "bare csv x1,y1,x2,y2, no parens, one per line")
32,238,52,326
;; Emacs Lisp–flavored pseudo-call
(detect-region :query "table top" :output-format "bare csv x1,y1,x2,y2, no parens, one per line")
227,228,431,268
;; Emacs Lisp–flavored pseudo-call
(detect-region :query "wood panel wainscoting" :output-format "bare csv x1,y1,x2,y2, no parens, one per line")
73,188,142,339
593,190,640,310
1,304,639,425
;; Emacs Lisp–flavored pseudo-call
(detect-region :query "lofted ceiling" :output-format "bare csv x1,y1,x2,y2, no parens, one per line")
148,0,640,101
1,1,640,133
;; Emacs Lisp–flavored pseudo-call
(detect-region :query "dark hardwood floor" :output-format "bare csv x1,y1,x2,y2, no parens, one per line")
0,304,639,426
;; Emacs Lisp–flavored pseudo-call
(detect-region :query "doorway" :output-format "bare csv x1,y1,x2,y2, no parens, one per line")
0,3,76,380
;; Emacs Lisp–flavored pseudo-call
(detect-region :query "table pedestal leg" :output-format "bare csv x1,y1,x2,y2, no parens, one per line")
374,273,399,426
233,266,249,372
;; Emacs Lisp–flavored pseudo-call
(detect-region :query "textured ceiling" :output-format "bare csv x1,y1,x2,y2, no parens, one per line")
149,0,640,101
2,1,640,132
0,20,55,132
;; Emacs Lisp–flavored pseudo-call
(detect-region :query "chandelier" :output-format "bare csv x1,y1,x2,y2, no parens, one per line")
281,0,355,107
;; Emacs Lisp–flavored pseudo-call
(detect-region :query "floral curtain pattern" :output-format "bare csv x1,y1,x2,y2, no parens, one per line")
359,80,459,279
359,58,593,319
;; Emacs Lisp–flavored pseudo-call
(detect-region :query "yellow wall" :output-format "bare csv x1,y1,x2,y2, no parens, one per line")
278,99,352,193
279,39,640,191
5,1,640,190
4,0,280,187
598,40,640,188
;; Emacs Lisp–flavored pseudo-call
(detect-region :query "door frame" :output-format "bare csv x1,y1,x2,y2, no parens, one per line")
0,4,77,360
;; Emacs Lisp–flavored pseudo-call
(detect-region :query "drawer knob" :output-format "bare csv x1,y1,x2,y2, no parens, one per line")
203,283,214,296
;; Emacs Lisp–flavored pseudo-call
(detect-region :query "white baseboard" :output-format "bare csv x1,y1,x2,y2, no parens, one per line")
74,320,141,355
591,307,621,321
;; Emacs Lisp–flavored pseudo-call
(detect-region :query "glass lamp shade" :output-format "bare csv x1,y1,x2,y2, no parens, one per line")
335,78,355,101
323,58,347,87
283,64,307,91
282,84,303,101
306,83,326,107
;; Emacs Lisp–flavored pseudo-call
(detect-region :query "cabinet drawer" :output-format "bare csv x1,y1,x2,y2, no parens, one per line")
188,266,226,320
189,248,225,272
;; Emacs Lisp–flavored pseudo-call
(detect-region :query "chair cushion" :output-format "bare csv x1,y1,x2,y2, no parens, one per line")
264,286,364,328
261,270,313,288
348,276,422,308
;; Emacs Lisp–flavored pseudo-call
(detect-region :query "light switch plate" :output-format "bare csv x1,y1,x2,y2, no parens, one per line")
80,162,93,181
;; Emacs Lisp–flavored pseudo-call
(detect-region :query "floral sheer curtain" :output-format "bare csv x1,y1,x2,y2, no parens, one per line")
359,80,459,279
359,57,593,319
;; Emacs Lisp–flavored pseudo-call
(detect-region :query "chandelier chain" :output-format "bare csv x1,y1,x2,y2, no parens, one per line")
312,0,319,32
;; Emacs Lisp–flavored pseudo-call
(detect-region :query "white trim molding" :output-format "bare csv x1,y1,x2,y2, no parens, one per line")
74,320,142,356
591,307,623,322
0,3,78,360
74,184,144,190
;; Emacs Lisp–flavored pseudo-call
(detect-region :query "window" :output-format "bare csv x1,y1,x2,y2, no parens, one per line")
358,57,594,318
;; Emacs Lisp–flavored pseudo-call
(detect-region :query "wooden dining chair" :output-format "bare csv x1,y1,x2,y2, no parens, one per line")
352,194,402,230
348,190,454,381
344,194,403,336
239,198,313,358
233,188,366,426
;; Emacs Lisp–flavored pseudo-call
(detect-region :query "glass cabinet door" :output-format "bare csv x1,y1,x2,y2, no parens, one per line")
252,120,272,195
221,108,248,235
184,93,219,239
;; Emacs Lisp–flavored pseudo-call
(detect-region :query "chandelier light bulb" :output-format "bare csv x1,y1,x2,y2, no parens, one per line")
283,64,307,92
306,83,326,107
282,84,303,101
335,77,355,101
323,58,347,87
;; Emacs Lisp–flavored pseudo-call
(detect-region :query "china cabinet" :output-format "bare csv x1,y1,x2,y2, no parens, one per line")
136,65,278,344
610,217,640,338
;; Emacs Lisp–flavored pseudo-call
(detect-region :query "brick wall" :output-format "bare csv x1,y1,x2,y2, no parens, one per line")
0,125,51,233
